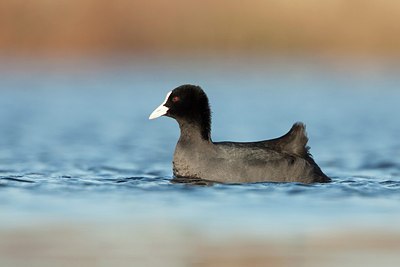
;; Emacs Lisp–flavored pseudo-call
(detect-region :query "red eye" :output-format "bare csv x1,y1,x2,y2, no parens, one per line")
172,96,180,102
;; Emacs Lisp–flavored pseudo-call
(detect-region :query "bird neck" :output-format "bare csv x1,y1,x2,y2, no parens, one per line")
177,118,211,144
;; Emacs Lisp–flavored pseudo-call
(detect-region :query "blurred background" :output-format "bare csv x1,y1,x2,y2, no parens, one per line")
1,1,400,267
1,0,400,58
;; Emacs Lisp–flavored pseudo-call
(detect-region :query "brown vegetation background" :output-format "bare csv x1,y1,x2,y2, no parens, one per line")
0,0,399,57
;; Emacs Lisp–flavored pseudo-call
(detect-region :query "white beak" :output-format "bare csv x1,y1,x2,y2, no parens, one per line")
149,91,172,120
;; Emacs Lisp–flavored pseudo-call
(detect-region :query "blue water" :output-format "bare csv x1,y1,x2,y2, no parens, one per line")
0,58,399,237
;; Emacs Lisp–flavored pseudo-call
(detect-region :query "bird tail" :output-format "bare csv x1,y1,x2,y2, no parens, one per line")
279,122,310,157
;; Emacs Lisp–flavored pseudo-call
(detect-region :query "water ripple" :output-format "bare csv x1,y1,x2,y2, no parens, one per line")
1,177,35,183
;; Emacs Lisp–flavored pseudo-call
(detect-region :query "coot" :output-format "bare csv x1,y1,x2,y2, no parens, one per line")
149,84,330,184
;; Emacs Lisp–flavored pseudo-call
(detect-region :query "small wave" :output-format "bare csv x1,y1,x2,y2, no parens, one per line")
1,177,35,183
115,177,146,183
379,180,400,188
360,160,400,170
87,165,138,174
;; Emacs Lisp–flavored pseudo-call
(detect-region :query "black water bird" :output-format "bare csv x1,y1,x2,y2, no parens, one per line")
149,84,330,184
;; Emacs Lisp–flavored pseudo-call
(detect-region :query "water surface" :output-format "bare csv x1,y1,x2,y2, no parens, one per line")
0,58,399,239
